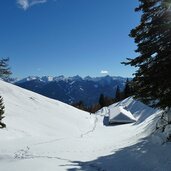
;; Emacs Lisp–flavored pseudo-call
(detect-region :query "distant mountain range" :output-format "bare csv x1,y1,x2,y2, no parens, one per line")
11,75,129,106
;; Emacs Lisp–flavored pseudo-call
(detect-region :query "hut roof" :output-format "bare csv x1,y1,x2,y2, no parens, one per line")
109,106,136,124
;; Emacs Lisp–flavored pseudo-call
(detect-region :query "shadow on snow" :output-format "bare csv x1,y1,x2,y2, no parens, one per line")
64,137,171,171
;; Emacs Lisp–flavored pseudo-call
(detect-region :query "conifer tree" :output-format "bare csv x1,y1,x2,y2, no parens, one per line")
122,0,171,109
0,58,12,78
0,58,11,128
99,94,106,108
115,86,121,102
0,96,6,128
124,78,132,98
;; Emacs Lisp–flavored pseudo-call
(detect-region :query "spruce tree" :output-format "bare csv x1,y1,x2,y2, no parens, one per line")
124,78,132,98
122,0,171,109
0,58,11,128
0,58,12,78
0,96,6,128
115,86,121,102
99,94,105,108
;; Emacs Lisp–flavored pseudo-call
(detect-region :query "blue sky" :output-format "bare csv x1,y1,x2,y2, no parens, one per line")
0,0,140,78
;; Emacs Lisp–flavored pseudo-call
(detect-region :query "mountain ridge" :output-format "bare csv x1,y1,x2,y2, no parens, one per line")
14,75,129,106
11,75,130,84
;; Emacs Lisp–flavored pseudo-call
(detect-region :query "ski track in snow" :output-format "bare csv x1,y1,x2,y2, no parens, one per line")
11,105,145,171
14,148,70,162
80,115,98,138
32,137,67,146
14,146,106,171
13,115,99,163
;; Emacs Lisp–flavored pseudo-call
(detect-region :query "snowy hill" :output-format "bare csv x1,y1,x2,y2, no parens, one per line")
0,80,93,139
0,80,171,171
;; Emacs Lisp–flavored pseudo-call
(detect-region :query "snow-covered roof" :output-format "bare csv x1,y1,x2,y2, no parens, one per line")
109,106,136,124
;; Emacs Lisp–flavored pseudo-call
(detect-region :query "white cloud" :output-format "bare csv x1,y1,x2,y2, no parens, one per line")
17,0,29,10
17,0,47,10
100,70,109,74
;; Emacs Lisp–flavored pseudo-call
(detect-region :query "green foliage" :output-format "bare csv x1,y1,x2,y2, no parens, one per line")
122,0,171,109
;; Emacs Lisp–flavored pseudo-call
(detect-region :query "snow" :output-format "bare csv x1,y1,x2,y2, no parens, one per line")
14,75,127,84
0,80,171,171
16,76,40,84
109,106,136,123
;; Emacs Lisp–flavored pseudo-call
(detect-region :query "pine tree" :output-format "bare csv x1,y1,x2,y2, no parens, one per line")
115,86,121,102
0,58,12,79
124,78,132,98
122,0,171,109
0,96,6,128
0,58,11,128
99,94,106,108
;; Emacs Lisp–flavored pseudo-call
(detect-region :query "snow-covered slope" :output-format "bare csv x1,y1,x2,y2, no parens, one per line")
0,80,171,171
0,80,92,139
